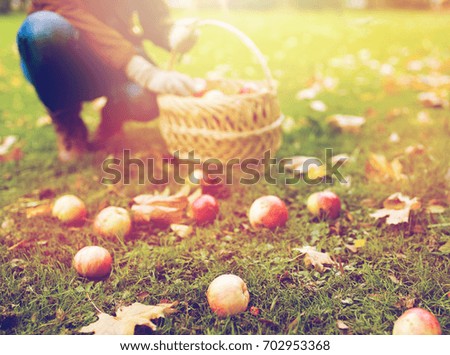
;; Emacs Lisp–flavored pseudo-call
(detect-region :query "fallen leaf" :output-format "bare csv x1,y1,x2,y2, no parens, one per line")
310,100,327,112
418,92,448,108
354,239,366,248
365,153,407,182
439,240,450,254
426,200,446,214
249,306,260,316
370,193,420,225
79,302,178,335
327,115,366,133
336,319,349,330
131,193,188,225
284,154,348,178
25,203,52,219
388,274,401,284
293,246,335,273
36,115,52,127
170,224,193,238
0,136,23,163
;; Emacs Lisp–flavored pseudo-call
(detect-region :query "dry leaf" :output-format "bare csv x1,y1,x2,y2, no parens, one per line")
0,136,23,163
170,224,193,238
439,240,450,254
354,239,366,248
284,154,348,178
25,203,52,219
79,302,178,335
336,319,349,330
426,200,446,214
365,153,407,182
418,92,448,108
310,100,327,112
327,115,366,133
293,246,335,273
370,193,420,225
131,193,188,225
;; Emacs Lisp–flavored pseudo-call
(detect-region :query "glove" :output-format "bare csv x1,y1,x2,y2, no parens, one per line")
126,55,198,96
169,18,199,54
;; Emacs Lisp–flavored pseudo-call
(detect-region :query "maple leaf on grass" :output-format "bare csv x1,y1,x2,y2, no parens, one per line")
292,246,335,273
370,193,421,225
365,153,406,183
80,302,178,335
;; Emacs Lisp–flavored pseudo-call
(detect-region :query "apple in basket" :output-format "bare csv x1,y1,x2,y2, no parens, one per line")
207,274,250,317
202,89,226,100
239,82,260,94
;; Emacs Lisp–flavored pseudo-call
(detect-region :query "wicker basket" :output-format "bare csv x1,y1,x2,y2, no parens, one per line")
157,20,283,166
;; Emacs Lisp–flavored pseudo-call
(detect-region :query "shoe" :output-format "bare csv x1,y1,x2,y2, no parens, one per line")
49,106,88,163
90,99,126,151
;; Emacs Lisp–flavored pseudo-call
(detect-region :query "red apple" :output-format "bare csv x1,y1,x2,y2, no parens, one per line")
52,195,87,225
249,195,288,229
207,274,250,317
73,246,112,280
191,194,219,225
94,206,132,239
306,191,341,219
393,308,442,335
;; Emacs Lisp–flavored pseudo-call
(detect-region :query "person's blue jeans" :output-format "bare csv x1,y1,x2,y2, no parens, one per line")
16,11,159,123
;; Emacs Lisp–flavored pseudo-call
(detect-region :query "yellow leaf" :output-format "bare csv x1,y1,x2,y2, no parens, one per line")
293,246,335,273
80,302,178,335
370,193,420,225
354,239,366,248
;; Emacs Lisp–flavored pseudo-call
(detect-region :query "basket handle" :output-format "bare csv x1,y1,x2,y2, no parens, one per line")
168,19,275,90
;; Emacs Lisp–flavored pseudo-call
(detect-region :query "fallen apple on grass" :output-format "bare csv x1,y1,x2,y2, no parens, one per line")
94,206,132,239
307,191,341,219
249,195,288,229
52,194,87,225
393,308,442,335
207,274,250,317
73,246,112,280
191,194,219,225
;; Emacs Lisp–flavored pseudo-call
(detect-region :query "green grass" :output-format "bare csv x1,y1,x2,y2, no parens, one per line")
1,9,449,335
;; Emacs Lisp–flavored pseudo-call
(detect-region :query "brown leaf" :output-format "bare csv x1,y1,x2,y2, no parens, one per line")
0,136,23,163
370,193,420,225
293,246,335,273
131,194,188,225
79,302,178,335
25,203,52,219
336,319,349,330
327,115,366,133
365,153,406,183
426,199,446,214
170,224,193,238
418,92,448,108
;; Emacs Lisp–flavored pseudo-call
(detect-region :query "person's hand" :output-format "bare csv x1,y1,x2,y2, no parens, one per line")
126,55,199,96
169,18,199,54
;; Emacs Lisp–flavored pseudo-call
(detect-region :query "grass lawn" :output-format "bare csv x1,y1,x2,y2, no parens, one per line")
0,9,449,335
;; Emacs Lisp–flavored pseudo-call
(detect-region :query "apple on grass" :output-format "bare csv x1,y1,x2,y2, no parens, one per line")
52,195,87,225
94,206,132,239
191,194,219,225
207,274,250,317
73,246,112,280
249,195,288,229
306,191,341,219
393,308,442,335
